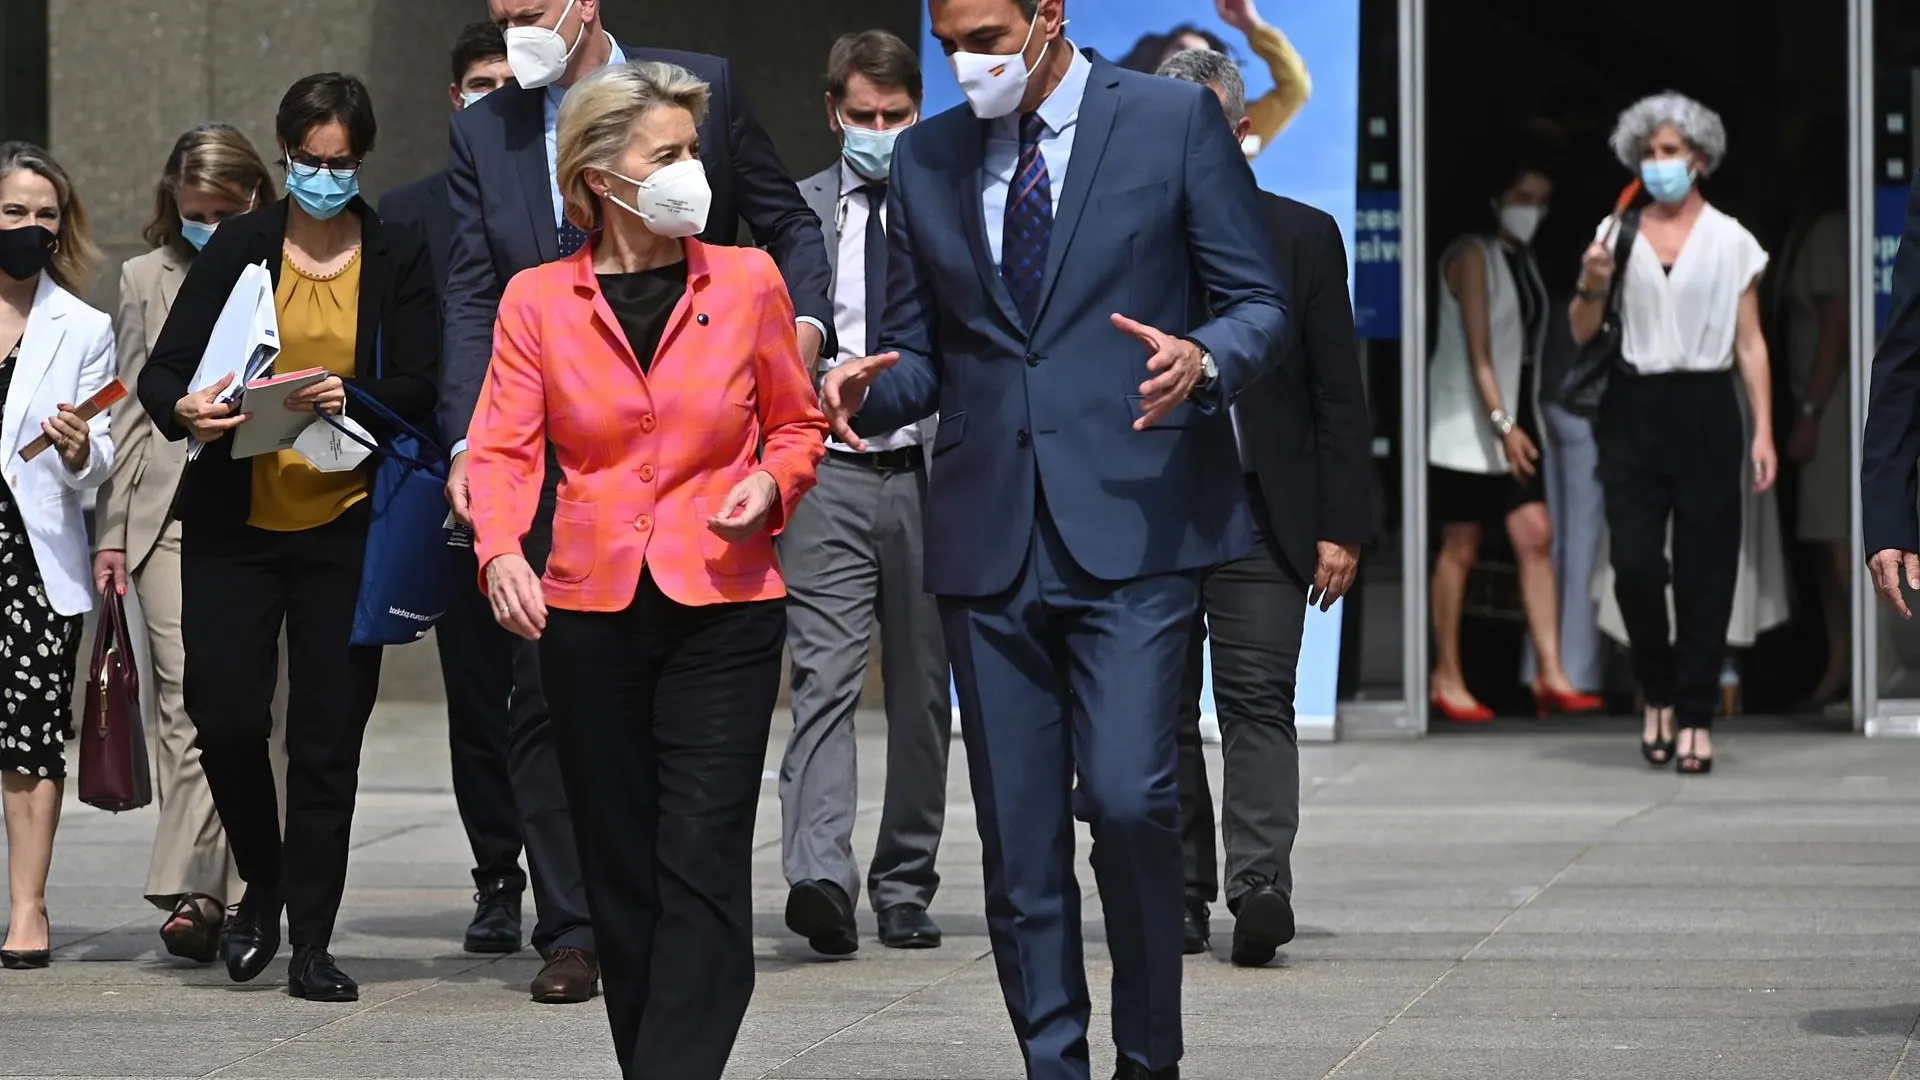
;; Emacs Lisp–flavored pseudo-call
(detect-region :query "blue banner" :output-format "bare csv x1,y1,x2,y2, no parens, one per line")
1353,187,1400,339
1879,184,1907,338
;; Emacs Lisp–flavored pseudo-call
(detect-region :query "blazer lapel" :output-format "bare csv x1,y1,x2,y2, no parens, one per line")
1032,55,1119,328
955,124,1023,330
5,275,66,458
156,249,185,321
507,88,560,264
357,210,392,376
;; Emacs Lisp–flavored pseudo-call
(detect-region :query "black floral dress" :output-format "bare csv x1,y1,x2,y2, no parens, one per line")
0,342,83,780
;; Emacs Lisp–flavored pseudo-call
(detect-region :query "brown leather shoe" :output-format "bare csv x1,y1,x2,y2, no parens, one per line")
529,947,598,1004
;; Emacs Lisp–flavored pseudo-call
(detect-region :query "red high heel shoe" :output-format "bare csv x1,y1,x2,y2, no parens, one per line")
1432,690,1494,723
1532,682,1605,718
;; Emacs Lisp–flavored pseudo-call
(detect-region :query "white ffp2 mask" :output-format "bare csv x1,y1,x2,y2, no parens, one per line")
505,0,584,90
948,15,1054,120
605,159,712,239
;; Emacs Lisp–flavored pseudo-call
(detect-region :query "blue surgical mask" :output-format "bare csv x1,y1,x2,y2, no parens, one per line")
840,115,911,182
178,216,219,251
1640,158,1695,204
286,160,359,221
460,90,491,109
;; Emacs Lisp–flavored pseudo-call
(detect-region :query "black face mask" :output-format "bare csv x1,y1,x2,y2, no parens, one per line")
0,225,55,282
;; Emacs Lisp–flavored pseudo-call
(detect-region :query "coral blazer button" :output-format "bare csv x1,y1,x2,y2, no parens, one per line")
639,465,655,482
634,516,652,532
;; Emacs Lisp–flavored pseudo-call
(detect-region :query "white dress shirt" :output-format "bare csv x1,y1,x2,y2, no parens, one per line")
1601,203,1768,375
826,164,919,452
982,45,1091,268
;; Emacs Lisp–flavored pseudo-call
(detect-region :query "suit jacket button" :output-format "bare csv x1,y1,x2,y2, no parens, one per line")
640,414,657,433
635,515,652,531
639,464,655,482
1025,352,1041,367
1016,430,1030,448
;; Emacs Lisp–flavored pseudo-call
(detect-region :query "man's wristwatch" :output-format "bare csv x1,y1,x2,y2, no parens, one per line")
1489,409,1516,437
1198,350,1219,387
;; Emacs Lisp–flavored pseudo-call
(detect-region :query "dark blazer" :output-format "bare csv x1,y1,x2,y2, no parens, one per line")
440,44,834,443
1239,192,1372,583
1865,170,1920,555
380,170,453,295
857,52,1287,597
138,197,439,528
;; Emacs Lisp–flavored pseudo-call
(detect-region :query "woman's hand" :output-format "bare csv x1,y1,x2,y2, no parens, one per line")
285,375,345,415
44,404,91,472
1579,241,1615,293
484,554,548,641
706,471,780,541
92,550,128,597
1752,433,1778,493
1502,427,1540,481
174,372,247,442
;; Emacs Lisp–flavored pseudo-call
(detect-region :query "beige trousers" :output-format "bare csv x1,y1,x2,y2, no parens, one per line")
137,523,288,910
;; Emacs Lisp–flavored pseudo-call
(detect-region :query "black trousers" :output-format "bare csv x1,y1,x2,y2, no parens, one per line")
540,571,784,1080
1596,370,1744,729
434,543,523,890
1176,482,1307,906
509,494,595,956
180,502,383,948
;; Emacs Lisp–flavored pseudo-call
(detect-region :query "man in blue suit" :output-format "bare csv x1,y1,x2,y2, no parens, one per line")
822,2,1286,1076
439,0,834,1005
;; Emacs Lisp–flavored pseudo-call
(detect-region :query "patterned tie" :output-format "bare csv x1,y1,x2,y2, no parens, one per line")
1001,112,1052,328
860,183,888,356
557,216,591,258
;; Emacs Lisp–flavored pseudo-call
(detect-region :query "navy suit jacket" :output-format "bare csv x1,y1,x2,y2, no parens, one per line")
380,170,453,296
858,53,1288,598
439,45,833,442
1865,170,1920,555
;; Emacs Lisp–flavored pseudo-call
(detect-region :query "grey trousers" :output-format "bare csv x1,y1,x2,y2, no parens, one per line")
777,452,951,913
1521,402,1608,693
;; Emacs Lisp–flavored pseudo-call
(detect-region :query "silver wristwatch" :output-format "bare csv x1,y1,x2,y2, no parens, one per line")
1199,350,1219,384
1489,409,1515,437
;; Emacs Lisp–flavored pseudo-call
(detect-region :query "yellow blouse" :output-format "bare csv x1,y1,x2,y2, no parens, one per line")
1243,22,1312,158
248,250,369,531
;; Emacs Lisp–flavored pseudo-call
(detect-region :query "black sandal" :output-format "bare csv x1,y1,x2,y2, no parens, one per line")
159,894,224,964
1677,752,1715,775
1640,708,1675,767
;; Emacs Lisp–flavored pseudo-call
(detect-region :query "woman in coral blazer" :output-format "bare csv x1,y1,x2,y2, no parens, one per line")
465,61,824,1080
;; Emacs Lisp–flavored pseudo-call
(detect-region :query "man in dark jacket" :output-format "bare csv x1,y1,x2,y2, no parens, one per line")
1157,48,1372,967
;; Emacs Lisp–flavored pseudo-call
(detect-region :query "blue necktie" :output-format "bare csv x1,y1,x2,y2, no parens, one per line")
558,216,590,258
861,184,888,356
1001,112,1052,328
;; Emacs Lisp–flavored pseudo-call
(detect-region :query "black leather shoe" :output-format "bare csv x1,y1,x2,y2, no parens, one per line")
224,886,283,984
463,877,523,954
288,946,359,1002
785,879,858,955
1181,899,1209,956
876,904,941,949
1229,885,1295,967
1114,1058,1179,1079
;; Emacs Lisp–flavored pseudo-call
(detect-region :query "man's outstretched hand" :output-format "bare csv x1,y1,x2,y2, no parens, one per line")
1112,313,1206,430
820,352,900,450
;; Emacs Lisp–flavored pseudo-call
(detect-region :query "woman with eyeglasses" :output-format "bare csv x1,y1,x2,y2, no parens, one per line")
94,123,283,967
139,73,438,1000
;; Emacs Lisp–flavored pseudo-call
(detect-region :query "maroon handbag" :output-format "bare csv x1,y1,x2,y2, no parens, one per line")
78,590,150,812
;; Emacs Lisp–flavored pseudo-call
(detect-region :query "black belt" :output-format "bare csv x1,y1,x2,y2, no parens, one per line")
828,445,924,471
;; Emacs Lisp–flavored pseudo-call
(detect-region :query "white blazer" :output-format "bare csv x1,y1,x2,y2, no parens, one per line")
3,274,116,617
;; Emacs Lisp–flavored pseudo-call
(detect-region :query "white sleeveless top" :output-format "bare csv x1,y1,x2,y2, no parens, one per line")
1600,203,1768,374
1428,235,1547,475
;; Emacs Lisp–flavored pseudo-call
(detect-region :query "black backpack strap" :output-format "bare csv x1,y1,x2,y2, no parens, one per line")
1605,208,1641,315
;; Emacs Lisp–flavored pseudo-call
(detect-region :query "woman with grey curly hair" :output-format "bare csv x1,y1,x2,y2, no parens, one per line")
1570,91,1776,775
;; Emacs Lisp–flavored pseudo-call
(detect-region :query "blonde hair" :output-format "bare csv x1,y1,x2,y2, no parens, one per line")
0,142,101,294
555,61,710,232
144,124,276,251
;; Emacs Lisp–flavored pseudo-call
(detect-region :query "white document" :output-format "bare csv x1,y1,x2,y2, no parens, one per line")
187,261,279,461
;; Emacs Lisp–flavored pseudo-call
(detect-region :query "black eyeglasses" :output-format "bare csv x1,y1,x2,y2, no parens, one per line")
284,153,364,179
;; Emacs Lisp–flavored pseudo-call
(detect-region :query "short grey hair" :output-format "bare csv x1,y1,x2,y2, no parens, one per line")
1609,91,1728,175
556,60,710,231
1155,48,1246,122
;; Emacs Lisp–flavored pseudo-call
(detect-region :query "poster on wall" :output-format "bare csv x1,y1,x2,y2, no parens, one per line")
923,0,1362,740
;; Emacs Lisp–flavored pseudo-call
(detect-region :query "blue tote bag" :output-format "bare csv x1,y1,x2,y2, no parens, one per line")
317,336,456,646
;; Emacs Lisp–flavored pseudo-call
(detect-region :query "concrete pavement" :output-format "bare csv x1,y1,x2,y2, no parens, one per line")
5,707,1920,1079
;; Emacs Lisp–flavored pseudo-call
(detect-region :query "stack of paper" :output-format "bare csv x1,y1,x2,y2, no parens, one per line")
187,261,279,461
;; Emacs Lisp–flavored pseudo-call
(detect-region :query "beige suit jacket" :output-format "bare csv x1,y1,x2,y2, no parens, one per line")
96,244,188,569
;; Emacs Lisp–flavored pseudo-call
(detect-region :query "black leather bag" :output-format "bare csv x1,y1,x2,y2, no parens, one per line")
1558,208,1641,418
